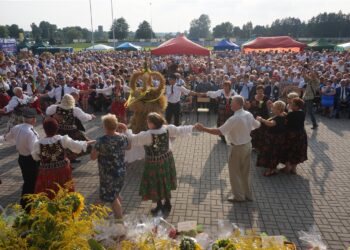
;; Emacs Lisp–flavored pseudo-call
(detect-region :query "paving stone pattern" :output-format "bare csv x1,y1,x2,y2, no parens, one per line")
0,113,349,249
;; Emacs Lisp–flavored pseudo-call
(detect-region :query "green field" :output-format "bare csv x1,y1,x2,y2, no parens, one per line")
62,43,103,51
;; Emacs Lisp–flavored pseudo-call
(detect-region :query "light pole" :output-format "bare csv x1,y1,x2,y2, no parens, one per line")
111,0,116,48
149,1,153,40
89,0,94,46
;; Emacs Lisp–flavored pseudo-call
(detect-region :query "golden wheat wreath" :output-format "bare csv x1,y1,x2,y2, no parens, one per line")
125,69,166,107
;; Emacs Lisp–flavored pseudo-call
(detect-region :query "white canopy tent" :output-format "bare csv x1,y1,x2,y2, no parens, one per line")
335,42,350,52
86,44,114,51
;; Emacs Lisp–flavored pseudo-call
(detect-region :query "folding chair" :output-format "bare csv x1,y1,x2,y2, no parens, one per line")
196,97,211,122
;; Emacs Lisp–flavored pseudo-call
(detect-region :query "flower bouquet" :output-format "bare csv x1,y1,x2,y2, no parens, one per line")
0,183,110,250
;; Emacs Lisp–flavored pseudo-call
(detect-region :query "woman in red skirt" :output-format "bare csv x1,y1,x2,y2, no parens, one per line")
0,77,10,125
110,78,127,124
31,118,94,198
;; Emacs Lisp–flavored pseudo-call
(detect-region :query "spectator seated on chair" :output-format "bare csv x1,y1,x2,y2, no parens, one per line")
334,79,350,119
321,79,336,118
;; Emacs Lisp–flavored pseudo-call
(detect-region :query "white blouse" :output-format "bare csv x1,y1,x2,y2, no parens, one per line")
31,135,88,161
46,105,93,122
4,95,37,113
95,85,130,96
206,89,237,99
0,81,10,91
128,125,193,147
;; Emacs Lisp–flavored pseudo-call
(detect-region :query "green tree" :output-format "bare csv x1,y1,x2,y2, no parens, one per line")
164,33,175,40
110,17,129,40
253,25,269,37
31,23,42,42
270,17,302,37
212,22,234,38
39,21,57,41
7,24,23,39
233,26,242,38
306,11,350,37
189,14,211,39
135,21,155,39
0,25,9,38
62,27,83,43
242,21,253,38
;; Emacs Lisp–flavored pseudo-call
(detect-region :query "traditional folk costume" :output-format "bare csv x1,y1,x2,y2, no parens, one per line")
248,95,270,151
282,110,308,165
22,81,43,115
207,89,236,142
46,102,93,160
129,125,193,202
32,135,88,198
110,86,127,124
0,79,10,109
3,94,38,132
256,116,286,170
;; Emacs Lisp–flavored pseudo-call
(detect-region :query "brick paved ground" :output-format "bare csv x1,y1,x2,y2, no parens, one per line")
0,112,349,249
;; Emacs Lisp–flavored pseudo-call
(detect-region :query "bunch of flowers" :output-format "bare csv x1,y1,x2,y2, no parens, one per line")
211,228,296,250
0,183,110,250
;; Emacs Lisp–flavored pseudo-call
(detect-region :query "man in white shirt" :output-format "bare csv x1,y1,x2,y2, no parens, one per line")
165,74,197,126
45,73,80,103
196,95,260,202
0,108,39,211
175,73,185,86
239,75,253,100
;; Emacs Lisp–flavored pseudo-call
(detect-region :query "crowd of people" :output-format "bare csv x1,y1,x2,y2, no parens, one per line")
0,49,350,217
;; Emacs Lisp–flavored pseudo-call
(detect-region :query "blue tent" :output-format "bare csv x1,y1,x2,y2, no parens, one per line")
213,39,240,51
115,42,142,51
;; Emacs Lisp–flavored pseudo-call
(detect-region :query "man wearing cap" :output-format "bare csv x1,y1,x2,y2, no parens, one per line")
165,74,198,126
0,108,39,211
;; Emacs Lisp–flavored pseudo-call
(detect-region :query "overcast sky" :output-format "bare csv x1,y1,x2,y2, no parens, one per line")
1,0,350,32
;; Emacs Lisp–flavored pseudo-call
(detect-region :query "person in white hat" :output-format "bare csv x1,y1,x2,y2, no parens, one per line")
46,94,95,163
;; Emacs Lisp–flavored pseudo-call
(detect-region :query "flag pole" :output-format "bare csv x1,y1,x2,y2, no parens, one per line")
111,0,116,49
89,0,94,46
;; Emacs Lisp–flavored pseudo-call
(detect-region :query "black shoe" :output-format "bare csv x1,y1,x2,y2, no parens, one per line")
163,200,172,212
311,125,318,130
70,159,81,164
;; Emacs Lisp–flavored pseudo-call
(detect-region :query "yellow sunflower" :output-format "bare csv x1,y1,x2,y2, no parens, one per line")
71,192,85,218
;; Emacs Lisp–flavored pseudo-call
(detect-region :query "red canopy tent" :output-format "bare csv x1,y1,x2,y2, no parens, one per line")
242,36,306,53
151,34,210,56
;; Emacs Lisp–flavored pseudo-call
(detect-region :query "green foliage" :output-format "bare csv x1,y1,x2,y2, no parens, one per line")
189,14,211,40
3,11,350,42
0,25,9,38
135,20,155,39
213,22,234,38
7,24,23,39
110,17,129,40
0,185,111,250
180,237,196,250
